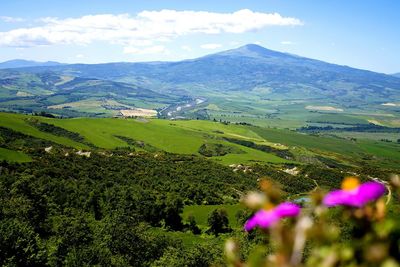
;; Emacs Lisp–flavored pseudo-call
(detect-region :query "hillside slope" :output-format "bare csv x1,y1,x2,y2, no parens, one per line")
1,112,400,168
0,69,180,116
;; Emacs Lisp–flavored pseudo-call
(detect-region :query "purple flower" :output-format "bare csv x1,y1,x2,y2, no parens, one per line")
323,178,386,208
244,202,300,231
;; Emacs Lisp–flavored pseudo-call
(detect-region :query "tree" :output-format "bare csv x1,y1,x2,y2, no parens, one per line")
207,208,232,236
0,218,46,266
151,242,223,267
187,214,201,235
163,194,184,231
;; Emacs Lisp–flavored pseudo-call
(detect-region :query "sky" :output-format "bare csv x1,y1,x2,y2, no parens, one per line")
0,0,399,74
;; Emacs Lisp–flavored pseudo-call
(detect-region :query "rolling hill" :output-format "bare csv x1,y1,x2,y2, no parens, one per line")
0,59,63,69
0,69,182,116
14,44,400,103
1,112,400,169
1,44,400,126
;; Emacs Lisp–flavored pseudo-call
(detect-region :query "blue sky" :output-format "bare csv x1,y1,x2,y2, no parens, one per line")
0,0,399,73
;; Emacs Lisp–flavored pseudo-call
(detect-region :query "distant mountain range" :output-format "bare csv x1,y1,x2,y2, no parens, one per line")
1,44,400,118
0,59,64,69
10,44,400,102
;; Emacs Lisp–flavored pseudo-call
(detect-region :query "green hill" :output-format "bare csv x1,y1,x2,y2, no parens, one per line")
1,111,400,266
0,69,180,117
0,112,291,165
1,112,400,168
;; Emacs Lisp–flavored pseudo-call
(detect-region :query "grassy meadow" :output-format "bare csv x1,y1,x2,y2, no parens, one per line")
0,112,399,168
0,147,31,162
182,204,243,229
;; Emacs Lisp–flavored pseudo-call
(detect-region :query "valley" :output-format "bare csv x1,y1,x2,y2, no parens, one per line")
1,45,399,132
1,0,400,264
1,44,400,266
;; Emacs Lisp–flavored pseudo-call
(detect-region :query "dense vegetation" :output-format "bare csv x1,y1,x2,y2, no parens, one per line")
0,149,258,266
1,41,400,266
0,111,399,266
300,124,400,133
224,137,294,160
198,143,244,157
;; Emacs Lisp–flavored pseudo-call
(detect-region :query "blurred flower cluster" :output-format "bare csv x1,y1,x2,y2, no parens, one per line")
225,176,400,267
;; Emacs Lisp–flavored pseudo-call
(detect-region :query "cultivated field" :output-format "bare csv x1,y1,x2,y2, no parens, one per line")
120,108,157,117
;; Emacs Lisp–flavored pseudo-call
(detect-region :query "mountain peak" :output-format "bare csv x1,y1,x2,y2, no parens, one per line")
216,44,290,59
240,43,268,51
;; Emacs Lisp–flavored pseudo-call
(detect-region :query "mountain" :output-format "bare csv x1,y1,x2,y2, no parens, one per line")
14,44,400,102
2,44,400,122
0,59,64,69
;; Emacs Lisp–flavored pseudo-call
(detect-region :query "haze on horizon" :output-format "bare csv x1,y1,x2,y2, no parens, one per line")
0,0,399,74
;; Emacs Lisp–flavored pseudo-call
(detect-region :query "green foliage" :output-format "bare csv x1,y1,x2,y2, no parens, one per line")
252,164,315,194
0,218,46,266
187,214,201,235
227,177,400,267
300,123,400,133
224,137,294,159
207,208,232,236
152,241,223,267
115,135,159,152
182,204,244,229
0,150,256,265
198,143,243,157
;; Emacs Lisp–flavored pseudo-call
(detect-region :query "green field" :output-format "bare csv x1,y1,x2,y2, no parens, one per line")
182,204,243,229
0,113,89,149
1,112,400,168
0,112,290,165
0,147,31,162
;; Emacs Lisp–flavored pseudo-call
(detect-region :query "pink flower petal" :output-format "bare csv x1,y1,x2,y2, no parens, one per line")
244,202,300,231
323,181,386,208
274,202,301,217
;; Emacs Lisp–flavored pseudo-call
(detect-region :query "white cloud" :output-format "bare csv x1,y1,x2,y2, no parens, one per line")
123,45,167,55
75,54,85,58
0,16,25,23
200,43,222,49
0,9,303,52
281,41,294,45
